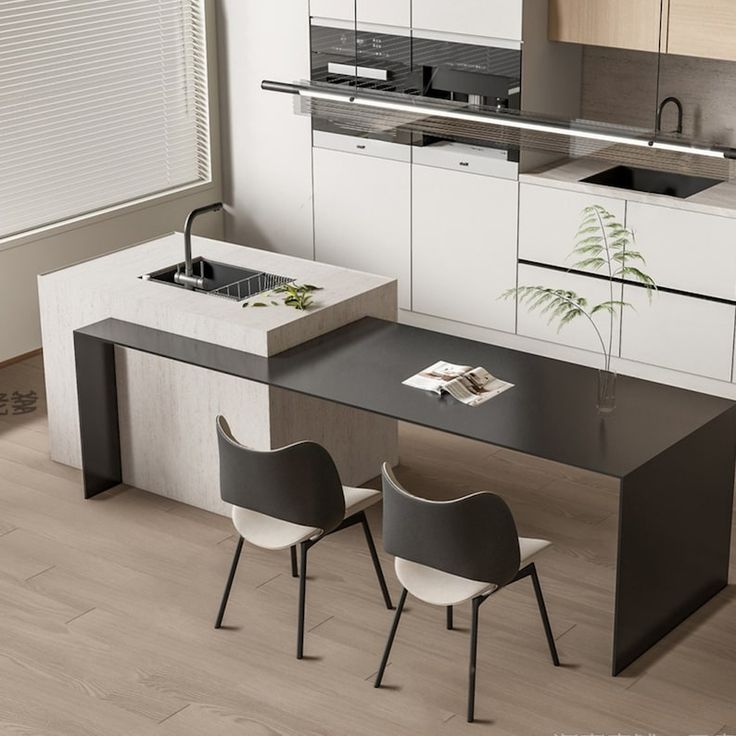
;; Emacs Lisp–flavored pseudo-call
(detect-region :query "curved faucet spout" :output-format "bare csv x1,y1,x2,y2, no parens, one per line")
656,96,684,136
175,202,224,290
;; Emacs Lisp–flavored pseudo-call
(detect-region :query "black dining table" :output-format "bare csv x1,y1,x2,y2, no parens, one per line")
74,316,736,676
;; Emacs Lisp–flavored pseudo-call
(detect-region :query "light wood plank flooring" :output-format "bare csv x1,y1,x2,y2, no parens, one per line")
1,355,735,735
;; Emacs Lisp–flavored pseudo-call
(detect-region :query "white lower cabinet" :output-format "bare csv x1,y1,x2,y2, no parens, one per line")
519,183,626,268
313,145,411,309
412,164,518,332
626,201,736,302
516,264,623,357
620,286,735,381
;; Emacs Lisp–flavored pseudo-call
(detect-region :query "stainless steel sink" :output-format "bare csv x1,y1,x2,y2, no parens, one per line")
143,257,293,302
581,165,720,199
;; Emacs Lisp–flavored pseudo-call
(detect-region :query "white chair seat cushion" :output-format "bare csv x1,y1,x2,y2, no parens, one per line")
395,536,552,607
231,507,319,550
343,485,382,516
231,486,382,551
519,537,551,566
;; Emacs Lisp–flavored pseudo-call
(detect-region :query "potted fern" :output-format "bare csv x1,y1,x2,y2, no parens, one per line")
502,205,656,412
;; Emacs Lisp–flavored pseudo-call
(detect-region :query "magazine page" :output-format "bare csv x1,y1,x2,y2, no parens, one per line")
444,367,514,407
402,360,473,395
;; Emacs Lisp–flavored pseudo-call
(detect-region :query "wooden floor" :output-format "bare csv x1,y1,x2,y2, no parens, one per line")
1,355,736,735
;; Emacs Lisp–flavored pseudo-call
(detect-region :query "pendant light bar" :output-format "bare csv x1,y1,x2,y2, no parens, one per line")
262,80,735,161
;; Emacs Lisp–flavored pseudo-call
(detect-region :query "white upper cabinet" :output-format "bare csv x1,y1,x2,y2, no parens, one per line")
313,145,411,310
412,164,518,332
519,184,626,269
620,287,735,381
412,0,523,42
626,202,736,302
310,0,411,27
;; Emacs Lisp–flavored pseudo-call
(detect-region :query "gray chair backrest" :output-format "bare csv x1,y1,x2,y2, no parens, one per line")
216,415,346,533
382,463,521,587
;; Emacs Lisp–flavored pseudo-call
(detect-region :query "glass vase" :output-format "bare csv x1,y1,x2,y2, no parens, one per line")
597,369,617,414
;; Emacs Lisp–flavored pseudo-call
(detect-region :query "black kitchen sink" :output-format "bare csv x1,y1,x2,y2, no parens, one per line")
143,257,293,301
581,165,720,199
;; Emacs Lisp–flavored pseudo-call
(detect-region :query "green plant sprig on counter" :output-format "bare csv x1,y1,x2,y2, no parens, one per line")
242,283,322,311
502,205,657,372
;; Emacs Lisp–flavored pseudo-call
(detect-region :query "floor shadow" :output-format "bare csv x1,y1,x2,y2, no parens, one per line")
616,585,736,678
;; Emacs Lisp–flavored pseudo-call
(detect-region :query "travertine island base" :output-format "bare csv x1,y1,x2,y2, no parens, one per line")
39,233,398,514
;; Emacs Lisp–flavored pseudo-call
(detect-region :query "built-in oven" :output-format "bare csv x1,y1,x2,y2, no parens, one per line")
309,22,521,158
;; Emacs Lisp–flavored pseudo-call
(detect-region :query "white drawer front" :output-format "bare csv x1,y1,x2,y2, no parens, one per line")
519,184,626,268
413,143,518,179
621,287,735,381
313,131,411,163
517,264,623,357
626,201,736,301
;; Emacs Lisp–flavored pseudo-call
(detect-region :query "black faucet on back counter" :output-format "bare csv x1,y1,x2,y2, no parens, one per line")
656,96,684,135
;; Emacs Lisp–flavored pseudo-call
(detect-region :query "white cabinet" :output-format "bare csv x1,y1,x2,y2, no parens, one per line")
313,145,411,309
519,184,626,268
412,0,523,42
621,287,735,381
310,0,411,27
412,164,518,332
626,202,736,301
517,264,623,357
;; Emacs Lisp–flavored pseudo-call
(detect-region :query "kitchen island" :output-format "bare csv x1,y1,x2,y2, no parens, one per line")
38,233,398,514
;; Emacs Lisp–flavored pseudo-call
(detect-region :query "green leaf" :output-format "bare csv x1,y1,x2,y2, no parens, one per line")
252,302,267,307
570,256,607,271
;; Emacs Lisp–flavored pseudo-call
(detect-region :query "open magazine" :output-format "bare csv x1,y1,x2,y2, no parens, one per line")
402,361,514,407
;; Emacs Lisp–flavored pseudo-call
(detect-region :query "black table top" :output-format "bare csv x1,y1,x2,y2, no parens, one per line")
77,317,735,479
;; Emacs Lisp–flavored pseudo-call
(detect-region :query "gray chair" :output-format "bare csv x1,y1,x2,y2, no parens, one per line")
214,415,393,659
375,463,559,723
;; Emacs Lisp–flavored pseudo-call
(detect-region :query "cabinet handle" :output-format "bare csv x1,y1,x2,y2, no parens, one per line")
356,144,367,150
459,161,470,167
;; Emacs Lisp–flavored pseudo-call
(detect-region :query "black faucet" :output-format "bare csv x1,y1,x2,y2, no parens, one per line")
174,202,223,290
656,96,684,135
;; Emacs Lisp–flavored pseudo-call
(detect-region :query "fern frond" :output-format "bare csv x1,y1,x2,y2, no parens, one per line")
591,300,632,316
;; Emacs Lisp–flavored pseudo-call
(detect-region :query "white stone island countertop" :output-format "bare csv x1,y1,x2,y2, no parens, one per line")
39,232,397,357
521,157,736,220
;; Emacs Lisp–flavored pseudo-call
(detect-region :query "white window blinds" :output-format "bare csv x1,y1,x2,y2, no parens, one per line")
0,0,212,240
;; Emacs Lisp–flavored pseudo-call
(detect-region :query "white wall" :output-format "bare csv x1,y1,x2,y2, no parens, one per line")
216,0,314,260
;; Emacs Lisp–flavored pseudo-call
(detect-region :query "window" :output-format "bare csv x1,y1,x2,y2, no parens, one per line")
0,0,212,241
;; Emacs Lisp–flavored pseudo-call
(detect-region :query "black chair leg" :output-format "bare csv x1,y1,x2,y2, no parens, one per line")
530,563,560,667
360,512,394,610
375,588,408,687
290,545,299,578
446,605,454,630
467,596,482,723
214,536,244,629
297,541,309,659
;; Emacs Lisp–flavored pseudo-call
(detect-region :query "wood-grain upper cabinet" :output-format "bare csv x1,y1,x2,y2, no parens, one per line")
310,0,411,27
549,0,666,52
412,164,518,332
313,145,411,310
668,0,736,62
412,0,523,42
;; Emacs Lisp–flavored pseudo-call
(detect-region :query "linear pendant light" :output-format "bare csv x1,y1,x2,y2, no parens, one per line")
261,80,736,162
